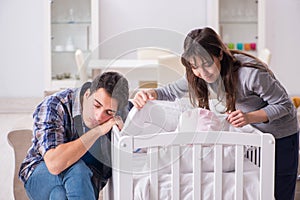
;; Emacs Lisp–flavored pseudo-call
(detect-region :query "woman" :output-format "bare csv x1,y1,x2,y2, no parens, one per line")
132,27,299,200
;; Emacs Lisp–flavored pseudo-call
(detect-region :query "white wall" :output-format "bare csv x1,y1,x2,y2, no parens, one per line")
0,0,300,199
0,0,207,97
98,0,207,58
265,0,300,96
0,0,46,98
1,0,300,96
99,0,207,41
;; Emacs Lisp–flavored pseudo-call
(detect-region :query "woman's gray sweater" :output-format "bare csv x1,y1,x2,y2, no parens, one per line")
156,54,299,139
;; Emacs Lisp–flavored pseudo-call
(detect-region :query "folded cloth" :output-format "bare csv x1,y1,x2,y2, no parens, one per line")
122,100,191,136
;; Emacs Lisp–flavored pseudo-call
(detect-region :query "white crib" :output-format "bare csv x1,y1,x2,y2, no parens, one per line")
106,101,275,200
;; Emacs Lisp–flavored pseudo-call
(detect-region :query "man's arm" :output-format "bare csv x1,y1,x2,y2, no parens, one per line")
44,118,116,175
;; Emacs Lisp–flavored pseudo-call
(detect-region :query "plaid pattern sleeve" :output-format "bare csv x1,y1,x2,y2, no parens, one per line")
19,89,80,183
34,96,69,156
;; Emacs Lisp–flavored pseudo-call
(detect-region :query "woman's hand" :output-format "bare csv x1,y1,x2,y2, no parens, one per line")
226,109,269,127
131,89,158,109
226,110,249,127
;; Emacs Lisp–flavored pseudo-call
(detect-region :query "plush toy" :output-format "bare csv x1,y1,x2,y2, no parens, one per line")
291,96,300,108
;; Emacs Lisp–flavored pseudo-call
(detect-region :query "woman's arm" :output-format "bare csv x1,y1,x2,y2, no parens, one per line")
229,67,294,127
227,109,268,127
132,75,189,109
247,69,293,122
155,75,189,100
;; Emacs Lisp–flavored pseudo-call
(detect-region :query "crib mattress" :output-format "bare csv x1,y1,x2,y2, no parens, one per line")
130,154,260,200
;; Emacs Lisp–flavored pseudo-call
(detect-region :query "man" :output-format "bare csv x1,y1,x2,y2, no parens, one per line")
19,72,129,200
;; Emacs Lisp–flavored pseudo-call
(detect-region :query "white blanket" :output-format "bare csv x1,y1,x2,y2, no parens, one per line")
119,100,261,199
132,155,259,200
126,100,258,172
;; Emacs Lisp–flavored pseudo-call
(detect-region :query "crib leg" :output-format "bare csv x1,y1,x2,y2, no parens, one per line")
102,178,113,200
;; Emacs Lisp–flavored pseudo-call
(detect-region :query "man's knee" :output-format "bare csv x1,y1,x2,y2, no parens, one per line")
70,160,92,175
62,160,96,200
49,186,67,200
64,160,93,180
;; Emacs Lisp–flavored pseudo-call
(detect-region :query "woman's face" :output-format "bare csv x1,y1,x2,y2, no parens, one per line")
189,55,221,83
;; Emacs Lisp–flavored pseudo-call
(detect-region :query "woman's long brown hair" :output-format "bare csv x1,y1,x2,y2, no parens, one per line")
181,27,273,112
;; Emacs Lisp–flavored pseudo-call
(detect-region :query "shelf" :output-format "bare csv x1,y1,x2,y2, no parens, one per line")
47,0,99,90
51,21,91,25
52,50,90,53
52,50,76,53
220,21,257,24
51,79,79,90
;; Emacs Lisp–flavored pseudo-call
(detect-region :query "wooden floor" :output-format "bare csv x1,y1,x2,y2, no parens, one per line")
296,179,300,200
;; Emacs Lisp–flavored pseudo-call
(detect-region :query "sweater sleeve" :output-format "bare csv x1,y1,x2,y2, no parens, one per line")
246,69,294,122
155,76,189,101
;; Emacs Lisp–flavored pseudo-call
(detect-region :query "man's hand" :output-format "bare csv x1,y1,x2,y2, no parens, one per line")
114,115,124,130
95,116,124,134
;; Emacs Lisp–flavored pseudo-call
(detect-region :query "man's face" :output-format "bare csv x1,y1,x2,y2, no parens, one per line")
82,88,118,129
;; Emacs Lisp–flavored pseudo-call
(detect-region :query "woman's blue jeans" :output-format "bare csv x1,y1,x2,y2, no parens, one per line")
24,160,98,200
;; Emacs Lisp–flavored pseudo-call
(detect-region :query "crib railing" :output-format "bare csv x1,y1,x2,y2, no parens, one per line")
111,127,275,200
147,143,245,200
246,146,261,166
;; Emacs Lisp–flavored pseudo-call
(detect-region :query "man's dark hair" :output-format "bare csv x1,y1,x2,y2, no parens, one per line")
90,71,129,111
